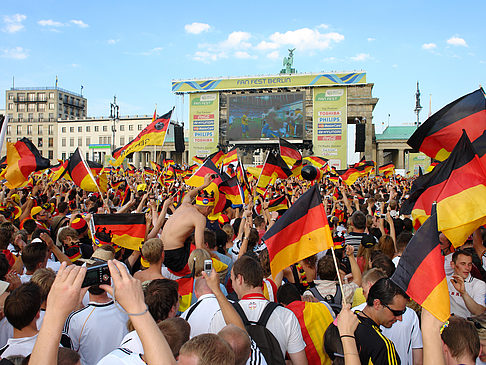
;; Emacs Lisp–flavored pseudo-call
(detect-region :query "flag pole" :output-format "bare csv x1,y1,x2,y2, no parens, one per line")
330,246,347,306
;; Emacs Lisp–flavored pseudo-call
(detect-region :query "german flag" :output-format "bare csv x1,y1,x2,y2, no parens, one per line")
92,213,146,251
401,130,486,240
66,148,100,192
223,147,238,167
279,138,302,169
150,161,162,172
426,162,439,173
378,163,395,177
144,167,155,176
268,195,289,212
112,109,172,166
335,167,362,186
186,159,224,188
408,88,486,161
87,160,103,176
262,184,333,277
163,159,175,168
303,156,328,169
4,138,50,188
219,176,243,205
176,275,194,313
207,150,224,168
192,156,205,165
111,179,125,190
50,160,68,182
256,152,292,195
391,208,450,322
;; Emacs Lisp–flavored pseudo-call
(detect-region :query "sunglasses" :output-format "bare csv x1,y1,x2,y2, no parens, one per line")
467,317,486,330
383,303,406,317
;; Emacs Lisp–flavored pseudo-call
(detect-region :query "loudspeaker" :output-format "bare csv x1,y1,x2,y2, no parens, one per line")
174,126,185,152
355,124,365,152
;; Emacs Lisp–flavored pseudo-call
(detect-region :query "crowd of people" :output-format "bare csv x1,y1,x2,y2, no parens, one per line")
0,164,484,365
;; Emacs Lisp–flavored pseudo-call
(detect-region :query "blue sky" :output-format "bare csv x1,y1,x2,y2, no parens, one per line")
1,0,485,135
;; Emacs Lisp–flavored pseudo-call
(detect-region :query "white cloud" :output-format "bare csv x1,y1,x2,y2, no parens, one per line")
267,51,280,59
269,27,344,51
422,42,437,50
70,19,89,28
323,56,337,62
140,47,163,56
38,19,64,27
193,50,226,62
185,22,210,34
392,64,398,68
234,51,255,59
317,24,329,29
1,46,28,59
367,37,375,42
220,31,252,49
194,31,252,62
71,63,79,68
350,53,371,61
107,39,119,45
255,41,279,51
447,36,467,47
3,14,26,33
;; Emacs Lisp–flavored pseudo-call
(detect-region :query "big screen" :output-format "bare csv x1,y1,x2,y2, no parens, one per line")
227,92,304,141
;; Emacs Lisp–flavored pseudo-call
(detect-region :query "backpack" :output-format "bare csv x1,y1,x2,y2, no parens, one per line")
232,301,286,365
309,283,342,314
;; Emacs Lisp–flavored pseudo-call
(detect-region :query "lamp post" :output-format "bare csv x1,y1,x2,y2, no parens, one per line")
110,96,119,155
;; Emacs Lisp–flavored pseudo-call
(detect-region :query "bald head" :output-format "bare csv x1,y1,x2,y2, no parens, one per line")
218,325,251,365
194,277,213,298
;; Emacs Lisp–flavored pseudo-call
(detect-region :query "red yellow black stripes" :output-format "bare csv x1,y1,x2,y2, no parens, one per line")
93,213,146,251
66,148,99,192
263,185,333,277
408,88,486,161
279,138,302,169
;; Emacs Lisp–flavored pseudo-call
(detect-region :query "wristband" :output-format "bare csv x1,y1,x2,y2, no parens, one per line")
340,335,355,339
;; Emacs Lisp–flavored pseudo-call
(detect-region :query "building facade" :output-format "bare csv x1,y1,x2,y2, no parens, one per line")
3,87,87,161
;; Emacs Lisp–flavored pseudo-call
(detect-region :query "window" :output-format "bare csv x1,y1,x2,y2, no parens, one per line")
38,93,46,101
7,94,13,101
94,126,99,132
38,104,46,112
38,125,43,134
120,137,125,145
107,136,111,144
7,104,13,110
18,93,25,101
70,138,74,147
49,113,54,122
86,126,90,132
129,125,134,131
28,113,33,122
38,114,44,122
28,104,35,112
138,124,143,131
77,126,82,132
6,138,11,143
59,93,63,100
17,125,22,134
7,126,11,135
38,138,43,148
98,136,102,144
48,125,53,135
49,92,55,99
61,138,66,147
49,103,55,110
61,127,66,133
48,150,53,159
78,138,82,146
103,126,107,132
70,127,74,133
27,125,32,135
18,104,25,111
86,137,90,146
48,138,53,147
119,125,124,131
28,93,35,101
18,114,23,123
62,153,66,160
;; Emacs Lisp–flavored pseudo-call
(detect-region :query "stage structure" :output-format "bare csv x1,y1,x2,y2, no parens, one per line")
173,71,378,169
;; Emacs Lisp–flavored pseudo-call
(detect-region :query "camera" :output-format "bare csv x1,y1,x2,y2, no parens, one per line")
210,174,218,179
82,263,111,288
203,259,213,276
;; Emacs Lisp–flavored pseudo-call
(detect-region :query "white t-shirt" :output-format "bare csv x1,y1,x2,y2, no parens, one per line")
352,304,422,365
181,293,220,338
97,348,146,365
0,316,13,349
209,296,306,357
447,274,486,318
444,253,454,277
119,331,143,355
0,334,38,358
63,301,129,365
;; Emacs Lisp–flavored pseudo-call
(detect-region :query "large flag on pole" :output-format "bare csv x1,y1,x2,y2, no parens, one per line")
279,138,302,169
5,137,50,188
391,207,450,322
112,109,172,166
262,184,333,277
66,148,100,192
407,88,486,161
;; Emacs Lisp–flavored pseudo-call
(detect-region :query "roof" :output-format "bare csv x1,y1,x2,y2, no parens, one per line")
375,126,418,141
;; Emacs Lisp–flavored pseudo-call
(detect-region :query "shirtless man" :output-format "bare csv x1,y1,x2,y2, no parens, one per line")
161,173,215,272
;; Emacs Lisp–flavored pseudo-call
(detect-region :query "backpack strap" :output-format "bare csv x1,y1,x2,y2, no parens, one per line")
309,286,326,302
184,299,203,321
334,283,342,305
257,302,281,327
231,301,251,326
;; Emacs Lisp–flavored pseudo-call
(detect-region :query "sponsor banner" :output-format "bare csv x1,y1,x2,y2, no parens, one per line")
313,87,347,169
189,93,219,159
173,72,366,92
406,152,431,176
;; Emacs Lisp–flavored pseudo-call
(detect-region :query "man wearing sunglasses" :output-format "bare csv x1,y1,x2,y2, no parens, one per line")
353,278,408,364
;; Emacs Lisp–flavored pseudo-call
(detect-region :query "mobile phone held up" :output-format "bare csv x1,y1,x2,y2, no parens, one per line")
204,259,213,276
82,263,111,288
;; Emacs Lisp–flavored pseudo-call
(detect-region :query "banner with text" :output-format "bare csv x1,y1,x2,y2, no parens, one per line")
406,152,431,176
313,87,347,169
189,93,219,160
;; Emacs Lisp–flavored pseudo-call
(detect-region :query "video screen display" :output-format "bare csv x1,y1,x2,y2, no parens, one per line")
227,92,304,141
